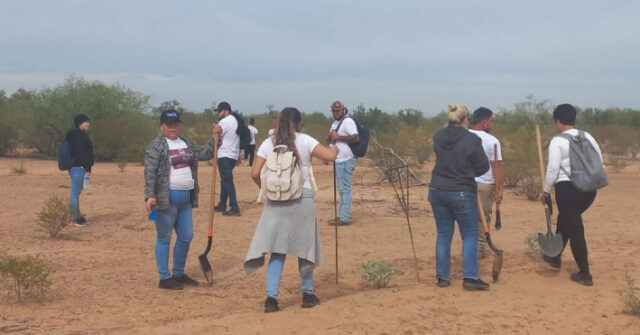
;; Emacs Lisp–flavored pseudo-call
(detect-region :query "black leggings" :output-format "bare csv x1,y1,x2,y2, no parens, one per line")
555,181,596,275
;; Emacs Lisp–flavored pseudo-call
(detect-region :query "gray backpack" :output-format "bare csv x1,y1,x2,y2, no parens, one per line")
556,130,608,192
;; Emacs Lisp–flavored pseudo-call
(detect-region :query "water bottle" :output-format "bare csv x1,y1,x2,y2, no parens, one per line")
148,203,157,221
83,175,90,189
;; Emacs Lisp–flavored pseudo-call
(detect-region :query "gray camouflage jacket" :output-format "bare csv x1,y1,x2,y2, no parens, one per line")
144,135,214,211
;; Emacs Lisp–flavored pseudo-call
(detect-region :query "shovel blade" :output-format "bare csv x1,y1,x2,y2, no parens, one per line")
491,250,504,282
538,232,563,257
198,253,213,285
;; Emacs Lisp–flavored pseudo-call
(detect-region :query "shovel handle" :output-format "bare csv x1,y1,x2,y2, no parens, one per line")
476,192,490,234
207,133,219,237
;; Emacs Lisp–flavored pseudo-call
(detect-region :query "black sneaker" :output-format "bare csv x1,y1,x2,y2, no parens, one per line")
328,218,349,226
542,255,561,269
301,293,320,308
159,278,184,290
173,274,199,286
570,272,593,286
222,208,241,216
437,278,450,287
214,204,226,213
463,278,490,291
264,297,279,313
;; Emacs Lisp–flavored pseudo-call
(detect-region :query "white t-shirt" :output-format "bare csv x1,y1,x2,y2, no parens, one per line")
543,129,603,193
257,133,319,190
165,137,195,190
248,125,258,145
330,117,359,163
469,129,502,184
218,115,239,159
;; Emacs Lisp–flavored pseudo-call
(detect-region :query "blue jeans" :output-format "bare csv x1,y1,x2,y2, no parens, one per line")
68,167,85,221
217,157,238,209
428,188,479,281
335,157,356,222
266,253,314,300
154,190,194,280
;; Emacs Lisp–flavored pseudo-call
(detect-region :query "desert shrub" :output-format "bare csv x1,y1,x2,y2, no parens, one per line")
362,258,397,289
117,159,128,172
524,233,541,255
0,254,52,301
522,176,541,201
621,272,640,316
11,160,26,174
37,194,69,238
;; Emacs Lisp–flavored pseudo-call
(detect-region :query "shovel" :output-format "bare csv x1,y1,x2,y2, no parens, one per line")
477,192,503,282
199,133,219,285
493,143,502,231
535,124,563,257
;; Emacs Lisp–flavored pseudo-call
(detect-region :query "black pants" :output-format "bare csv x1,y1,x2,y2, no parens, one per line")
555,181,596,275
244,144,256,166
217,157,238,209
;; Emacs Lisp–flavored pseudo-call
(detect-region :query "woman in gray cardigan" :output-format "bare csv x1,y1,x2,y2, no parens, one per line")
144,109,214,290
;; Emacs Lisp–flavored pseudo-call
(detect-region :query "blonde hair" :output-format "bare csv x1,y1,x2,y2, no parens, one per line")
447,103,469,125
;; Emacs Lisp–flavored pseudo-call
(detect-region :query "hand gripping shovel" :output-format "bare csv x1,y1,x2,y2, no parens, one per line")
535,124,563,257
477,192,503,282
199,133,219,285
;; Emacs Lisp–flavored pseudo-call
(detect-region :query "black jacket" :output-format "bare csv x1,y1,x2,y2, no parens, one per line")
65,128,94,172
430,126,489,192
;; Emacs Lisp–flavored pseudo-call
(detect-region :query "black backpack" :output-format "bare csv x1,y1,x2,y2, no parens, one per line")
231,112,251,150
336,117,369,158
57,137,74,170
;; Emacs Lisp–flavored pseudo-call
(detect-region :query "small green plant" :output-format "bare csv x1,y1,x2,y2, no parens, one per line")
362,258,397,289
117,159,128,172
621,272,640,316
0,254,52,301
11,160,27,174
522,176,541,201
524,233,541,255
37,194,69,238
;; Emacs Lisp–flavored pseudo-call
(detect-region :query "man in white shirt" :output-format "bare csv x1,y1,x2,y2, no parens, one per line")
245,118,259,167
327,101,359,226
541,104,602,286
213,102,241,216
469,107,504,259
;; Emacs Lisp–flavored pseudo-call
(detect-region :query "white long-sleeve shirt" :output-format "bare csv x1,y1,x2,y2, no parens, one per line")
544,128,603,193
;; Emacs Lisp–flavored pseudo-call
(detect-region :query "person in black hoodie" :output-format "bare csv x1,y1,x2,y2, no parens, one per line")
429,104,490,290
66,114,94,227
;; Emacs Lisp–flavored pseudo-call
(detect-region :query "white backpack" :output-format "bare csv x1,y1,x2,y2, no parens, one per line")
260,144,302,201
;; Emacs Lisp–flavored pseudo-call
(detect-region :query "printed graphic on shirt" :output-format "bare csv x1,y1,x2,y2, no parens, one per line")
169,147,194,169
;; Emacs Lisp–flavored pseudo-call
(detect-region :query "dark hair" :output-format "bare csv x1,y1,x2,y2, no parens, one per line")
275,107,302,164
249,117,255,125
553,104,576,125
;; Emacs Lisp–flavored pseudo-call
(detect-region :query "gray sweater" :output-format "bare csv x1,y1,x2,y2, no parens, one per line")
144,135,214,211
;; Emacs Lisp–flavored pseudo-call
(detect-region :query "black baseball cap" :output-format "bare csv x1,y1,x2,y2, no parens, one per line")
160,109,182,124
214,101,231,112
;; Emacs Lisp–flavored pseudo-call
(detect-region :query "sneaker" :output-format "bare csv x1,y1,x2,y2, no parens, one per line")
68,221,87,227
172,274,199,286
214,204,226,213
264,297,279,313
158,278,184,290
222,208,241,216
301,293,320,308
542,255,561,269
570,272,593,286
76,217,91,226
437,278,450,287
328,218,350,226
463,278,490,291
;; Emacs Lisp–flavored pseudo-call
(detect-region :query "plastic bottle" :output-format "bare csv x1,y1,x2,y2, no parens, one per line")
148,203,157,221
83,175,90,189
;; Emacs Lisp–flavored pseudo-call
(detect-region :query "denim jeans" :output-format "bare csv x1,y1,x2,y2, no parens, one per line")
217,157,238,209
335,157,356,222
154,190,194,280
68,167,85,221
428,188,479,281
266,253,314,300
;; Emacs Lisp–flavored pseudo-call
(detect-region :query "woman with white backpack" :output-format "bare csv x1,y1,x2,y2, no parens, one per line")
244,107,338,313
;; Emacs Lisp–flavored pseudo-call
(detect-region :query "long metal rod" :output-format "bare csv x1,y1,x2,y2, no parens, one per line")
333,161,338,284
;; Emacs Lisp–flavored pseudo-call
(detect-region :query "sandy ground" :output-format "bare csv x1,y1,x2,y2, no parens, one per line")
0,156,639,335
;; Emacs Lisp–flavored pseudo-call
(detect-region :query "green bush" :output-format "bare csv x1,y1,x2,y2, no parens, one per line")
37,194,69,238
362,258,397,289
0,254,52,301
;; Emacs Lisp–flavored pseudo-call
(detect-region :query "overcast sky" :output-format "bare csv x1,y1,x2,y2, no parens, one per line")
1,1,639,115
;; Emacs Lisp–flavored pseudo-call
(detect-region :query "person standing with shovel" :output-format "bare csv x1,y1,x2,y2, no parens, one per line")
144,109,216,290
541,104,604,286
